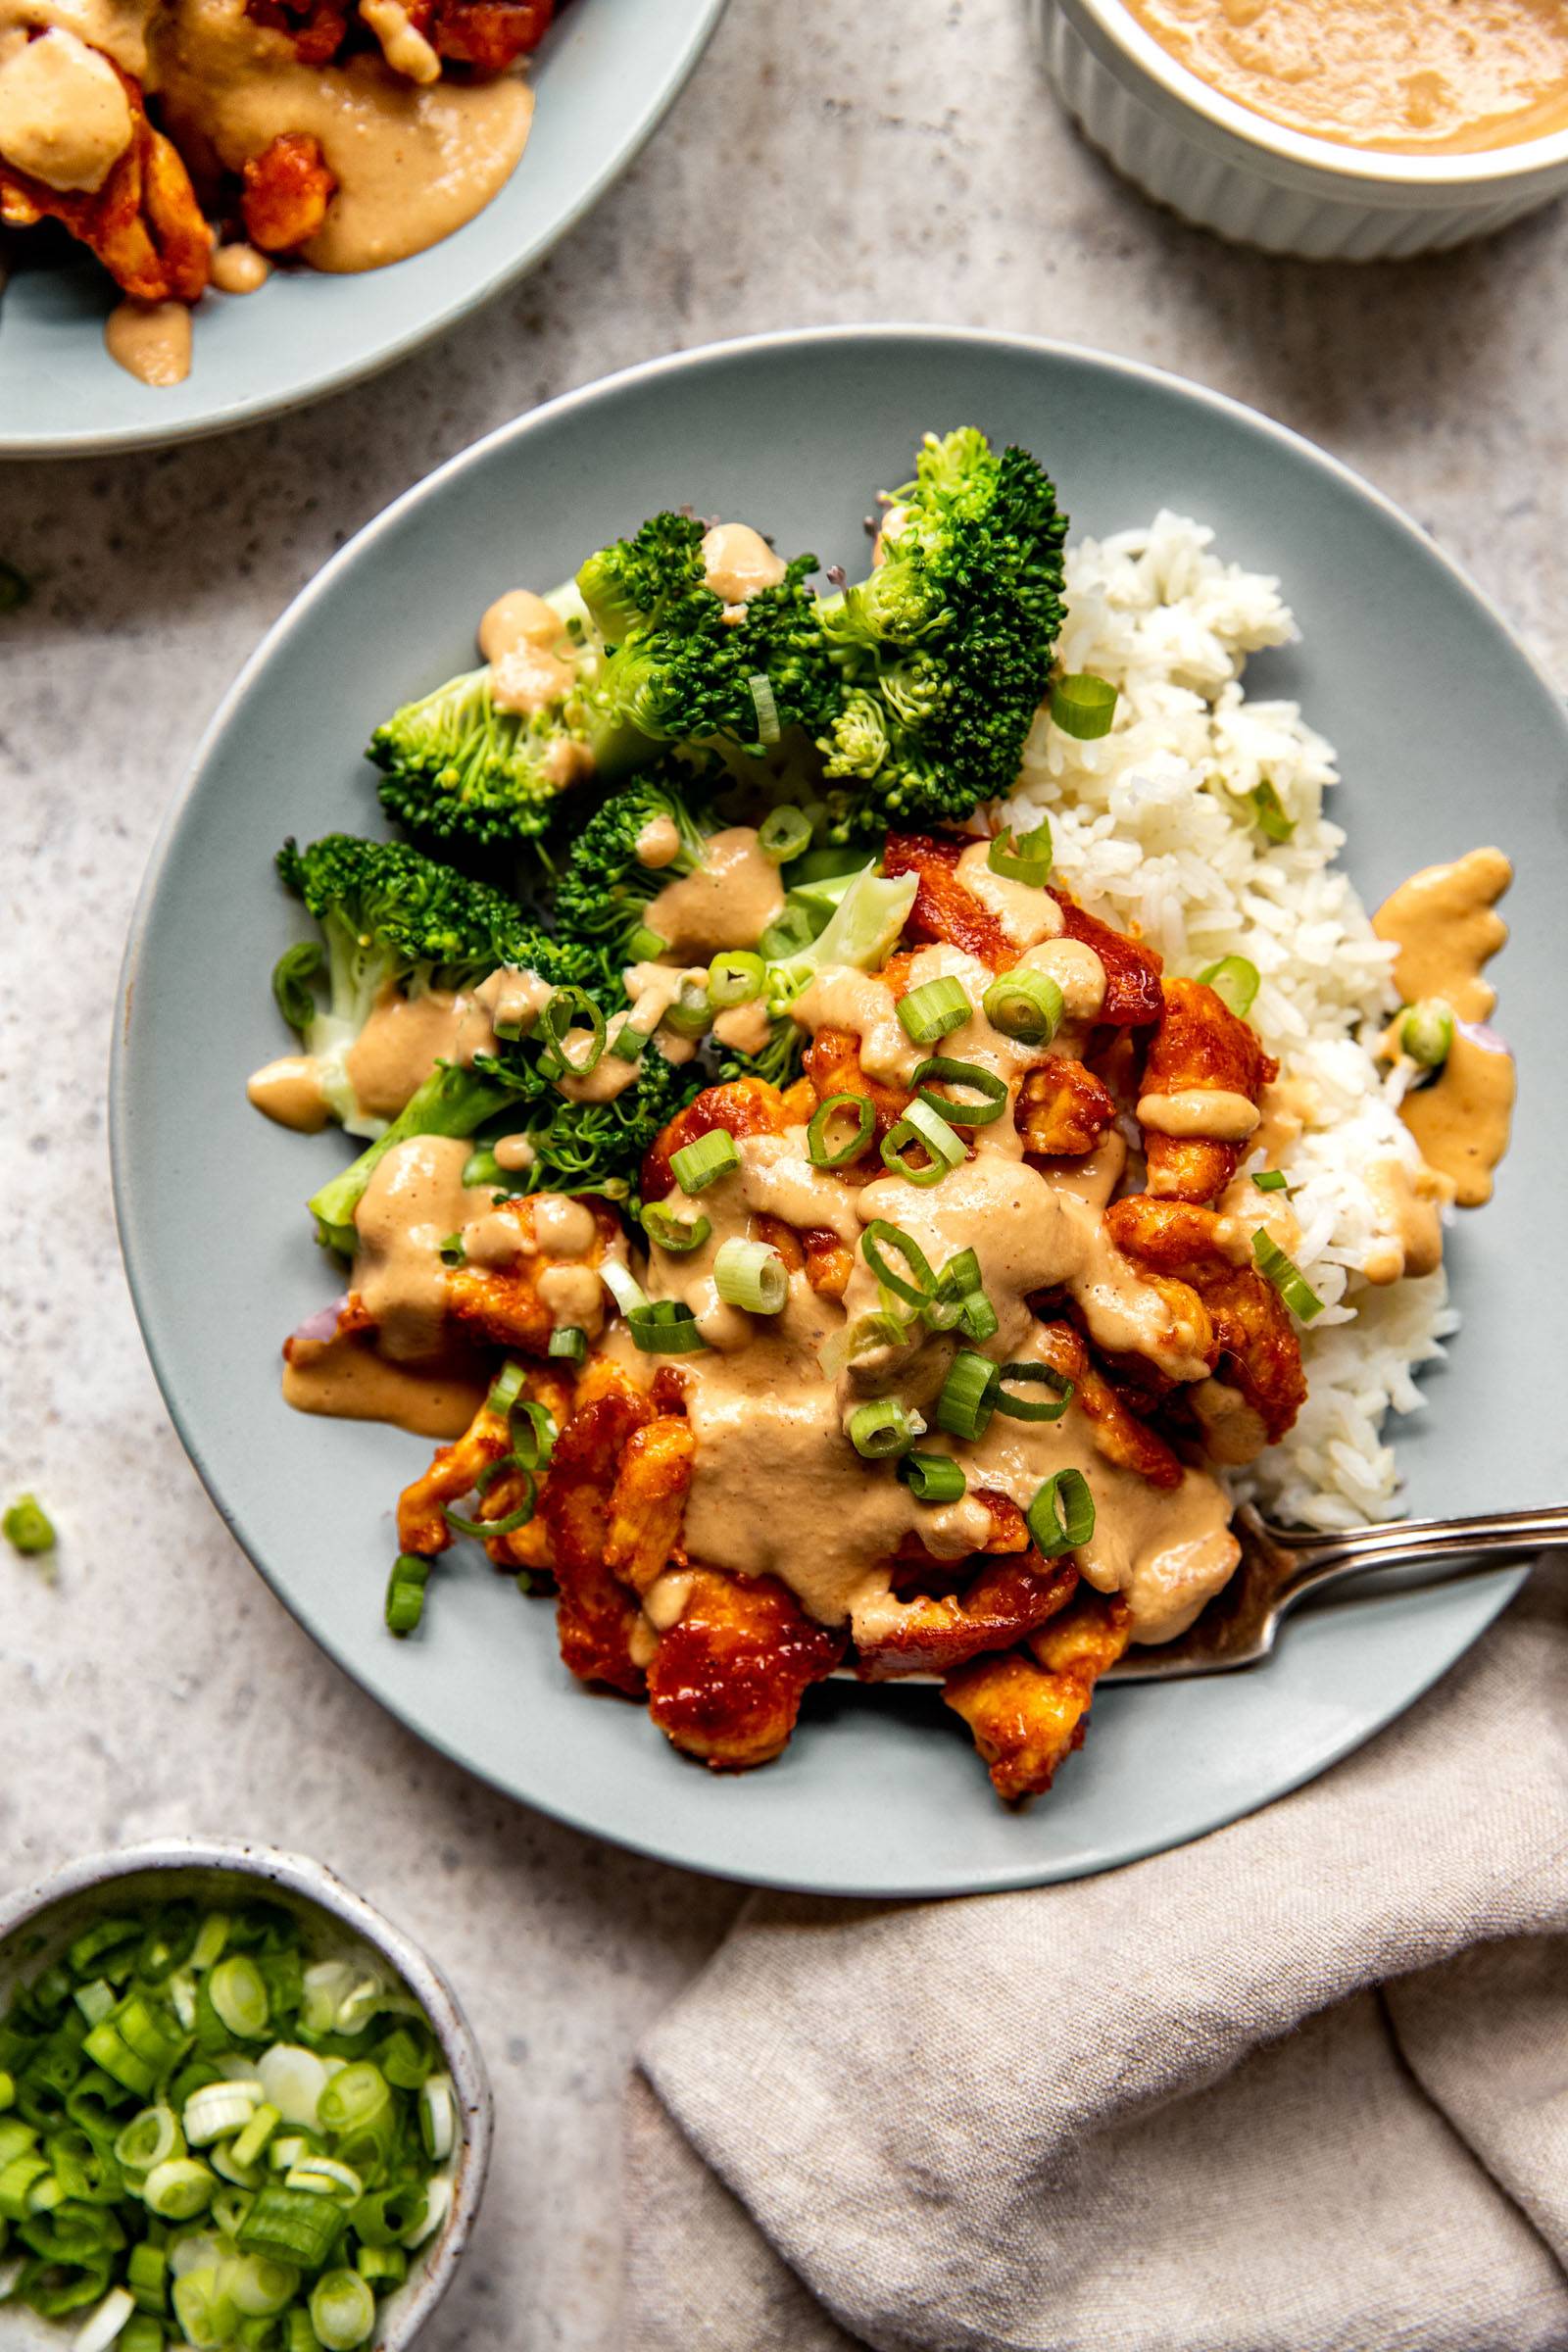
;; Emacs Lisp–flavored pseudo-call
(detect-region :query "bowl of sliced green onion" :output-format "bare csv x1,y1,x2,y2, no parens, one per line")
0,1841,491,2352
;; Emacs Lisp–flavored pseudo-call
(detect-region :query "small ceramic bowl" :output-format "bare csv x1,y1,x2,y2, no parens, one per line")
0,1839,492,2351
1029,0,1568,258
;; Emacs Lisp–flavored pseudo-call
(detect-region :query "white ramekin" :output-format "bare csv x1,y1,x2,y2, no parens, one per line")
0,1841,493,2352
1030,0,1568,258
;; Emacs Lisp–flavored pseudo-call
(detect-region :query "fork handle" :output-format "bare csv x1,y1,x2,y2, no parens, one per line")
1272,1504,1568,1616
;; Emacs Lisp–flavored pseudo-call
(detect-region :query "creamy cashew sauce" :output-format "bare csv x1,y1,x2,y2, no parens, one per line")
209,240,270,293
643,827,786,957
105,298,192,385
0,23,131,186
1120,0,1568,155
701,522,786,617
1373,848,1515,1208
247,967,544,1139
477,589,577,716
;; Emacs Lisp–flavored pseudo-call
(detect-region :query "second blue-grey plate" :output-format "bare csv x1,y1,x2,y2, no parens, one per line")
112,328,1566,1895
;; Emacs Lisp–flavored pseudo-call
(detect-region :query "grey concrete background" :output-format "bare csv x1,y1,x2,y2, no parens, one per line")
1,0,1564,2342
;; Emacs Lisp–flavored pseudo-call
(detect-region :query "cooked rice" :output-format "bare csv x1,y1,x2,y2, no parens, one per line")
999,511,1455,1532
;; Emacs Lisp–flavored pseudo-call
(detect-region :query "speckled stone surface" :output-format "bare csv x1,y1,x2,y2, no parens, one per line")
1,1,1565,2342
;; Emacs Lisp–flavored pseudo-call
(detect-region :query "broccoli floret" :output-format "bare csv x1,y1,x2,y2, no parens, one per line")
472,1035,707,1207
551,760,732,980
714,1015,803,1093
368,583,604,855
577,514,836,766
766,864,919,1009
309,1062,524,1258
815,428,1068,840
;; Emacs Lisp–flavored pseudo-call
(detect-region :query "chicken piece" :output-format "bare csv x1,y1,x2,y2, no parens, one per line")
603,1416,694,1596
539,1377,652,1694
802,1028,911,1186
1047,892,1164,1026
245,0,351,59
894,1488,1029,1568
1033,1322,1186,1491
1104,1196,1307,1443
240,132,336,253
1139,978,1278,1205
883,831,1010,965
479,1363,573,1572
429,0,553,67
1014,1055,1116,1156
944,1591,1132,1802
641,1077,793,1203
646,1566,845,1770
0,61,210,301
396,1399,513,1556
751,1211,853,1301
446,1193,619,1355
856,1554,1079,1682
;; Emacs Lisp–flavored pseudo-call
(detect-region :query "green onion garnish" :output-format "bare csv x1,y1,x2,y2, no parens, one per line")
713,1238,789,1315
846,1398,924,1460
987,820,1053,886
911,1054,1007,1127
748,672,781,748
1027,1467,1095,1556
3,1494,56,1556
898,1451,967,1504
896,975,971,1045
443,1456,536,1542
485,1362,526,1419
1197,955,1260,1018
991,1363,1074,1423
143,2155,217,2219
935,1350,1000,1443
208,1957,270,2041
881,1103,962,1186
1051,672,1118,739
933,1246,998,1345
534,987,608,1083
982,968,1064,1046
758,904,815,960
271,941,323,1036
600,1260,650,1320
758,804,811,862
627,925,667,962
1399,998,1454,1070
627,1301,709,1354
807,1092,875,1168
1250,1169,1289,1193
311,2265,376,2348
669,1130,740,1194
860,1220,937,1312
662,979,713,1039
1249,778,1295,842
548,1326,588,1363
610,1021,651,1064
641,1202,712,1255
385,1555,430,1639
507,1399,557,1472
707,950,765,1007
1251,1230,1324,1321
437,1232,466,1266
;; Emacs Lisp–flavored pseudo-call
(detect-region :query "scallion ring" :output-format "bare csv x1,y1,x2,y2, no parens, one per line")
748,672,781,748
627,1301,709,1355
270,942,322,1036
845,1398,925,1460
880,1101,963,1185
758,805,811,862
627,925,667,962
1051,672,1118,740
911,1054,1007,1127
935,1350,1000,1443
982,968,1064,1046
548,1326,588,1363
1249,778,1295,842
859,1220,938,1313
896,976,971,1045
485,1362,526,1420
443,1468,536,1544
708,950,765,1008
807,1091,875,1169
1027,1467,1096,1556
713,1239,789,1316
1197,955,1260,1019
933,1246,998,1345
1250,1169,1289,1194
610,1021,650,1064
1399,998,1454,1070
507,1399,556,1472
601,1259,650,1320
1251,1230,1324,1322
991,1363,1074,1423
662,978,713,1040
641,1202,712,1255
987,820,1053,886
534,988,608,1084
669,1129,740,1195
897,1451,967,1505
385,1555,431,1638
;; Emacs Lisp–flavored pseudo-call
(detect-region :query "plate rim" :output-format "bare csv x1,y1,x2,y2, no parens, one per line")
110,322,1550,1893
0,0,730,462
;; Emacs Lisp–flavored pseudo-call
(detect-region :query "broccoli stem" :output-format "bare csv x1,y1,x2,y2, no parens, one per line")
308,1062,523,1257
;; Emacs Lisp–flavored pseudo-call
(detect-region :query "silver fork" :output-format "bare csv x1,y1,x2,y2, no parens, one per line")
1102,1502,1568,1683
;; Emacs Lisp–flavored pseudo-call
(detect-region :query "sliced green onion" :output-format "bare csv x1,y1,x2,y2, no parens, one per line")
859,1220,938,1312
610,1019,650,1064
307,2267,375,2351
1197,955,1260,1019
708,950,765,1007
437,1231,466,1266
270,942,322,1037
935,1350,1000,1442
898,1452,967,1504
758,805,811,862
74,1980,115,2029
283,2157,363,2205
119,2319,162,2352
548,1325,588,1363
229,2100,281,2173
228,2253,299,2319
1051,672,1118,739
807,1092,874,1168
443,1464,535,1542
817,1308,914,1380
316,2064,391,2141
239,2182,346,2270
627,1301,709,1355
990,1363,1074,1423
142,2158,216,2221
1249,778,1295,842
911,1054,1007,1127
385,1554,430,1639
183,2080,261,2144
3,1494,56,1556
748,673,780,748
662,978,713,1040
933,1247,998,1345
508,1398,556,1471
484,1362,526,1419
208,1958,269,2043
669,1130,740,1195
72,2285,135,2352
357,2243,407,2289
1027,1467,1096,1556
627,925,667,962
713,1239,788,1315
534,987,608,1083
640,1203,711,1255
982,968,1063,1046
125,2242,166,2313
461,1146,503,1190
113,2105,179,2178
417,2077,456,2163
1399,998,1454,1069
880,1104,961,1186
987,820,1053,886
1250,1169,1289,1193
1251,1230,1324,1322
600,1259,650,1319
896,976,971,1045
845,1398,925,1460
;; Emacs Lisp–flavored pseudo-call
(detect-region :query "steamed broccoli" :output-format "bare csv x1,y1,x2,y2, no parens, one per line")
577,514,836,768
815,428,1068,841
766,863,919,1010
552,761,725,976
368,583,605,855
477,1043,707,1205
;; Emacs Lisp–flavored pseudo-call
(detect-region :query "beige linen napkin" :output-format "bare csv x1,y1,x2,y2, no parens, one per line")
626,1562,1568,2351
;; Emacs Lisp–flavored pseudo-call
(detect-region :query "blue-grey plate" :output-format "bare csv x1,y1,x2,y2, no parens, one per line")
111,328,1567,1897
0,0,726,458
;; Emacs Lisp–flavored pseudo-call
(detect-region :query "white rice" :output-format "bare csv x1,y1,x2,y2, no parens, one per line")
999,511,1455,1531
